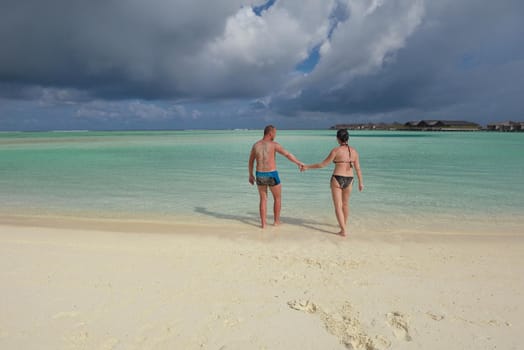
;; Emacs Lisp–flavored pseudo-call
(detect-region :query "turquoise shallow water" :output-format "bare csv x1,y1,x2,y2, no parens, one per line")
1,130,523,232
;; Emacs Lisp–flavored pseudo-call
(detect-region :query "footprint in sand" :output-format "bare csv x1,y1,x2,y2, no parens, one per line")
289,300,389,350
374,335,392,349
287,299,318,313
386,312,412,341
426,311,445,321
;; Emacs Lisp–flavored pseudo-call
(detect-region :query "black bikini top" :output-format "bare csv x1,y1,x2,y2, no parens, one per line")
333,143,353,167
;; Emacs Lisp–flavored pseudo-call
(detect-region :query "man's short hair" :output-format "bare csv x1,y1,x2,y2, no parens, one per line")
264,125,275,135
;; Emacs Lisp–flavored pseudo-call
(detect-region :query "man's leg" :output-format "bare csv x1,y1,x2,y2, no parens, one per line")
269,184,282,226
257,185,268,228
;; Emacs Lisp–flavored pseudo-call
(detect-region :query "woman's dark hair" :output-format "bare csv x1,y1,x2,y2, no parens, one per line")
336,128,349,143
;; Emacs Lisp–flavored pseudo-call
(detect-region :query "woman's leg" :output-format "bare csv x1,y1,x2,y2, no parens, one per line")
342,183,353,225
330,178,347,236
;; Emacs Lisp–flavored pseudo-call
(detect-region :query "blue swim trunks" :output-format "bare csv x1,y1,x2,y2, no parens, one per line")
256,170,281,186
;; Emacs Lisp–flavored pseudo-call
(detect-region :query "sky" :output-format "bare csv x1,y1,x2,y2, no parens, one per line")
1,0,523,131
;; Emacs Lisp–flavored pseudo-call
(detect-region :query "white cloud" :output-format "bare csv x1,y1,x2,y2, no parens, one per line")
128,101,171,121
291,0,425,92
191,110,202,120
180,3,330,97
75,102,122,120
75,100,179,121
38,88,87,107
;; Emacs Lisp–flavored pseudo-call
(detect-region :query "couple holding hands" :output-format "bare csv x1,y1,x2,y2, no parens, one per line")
248,125,364,236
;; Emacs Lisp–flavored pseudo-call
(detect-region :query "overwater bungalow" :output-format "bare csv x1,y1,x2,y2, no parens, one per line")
486,121,524,132
403,120,481,131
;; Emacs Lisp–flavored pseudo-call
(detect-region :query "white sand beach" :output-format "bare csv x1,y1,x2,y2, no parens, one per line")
1,217,522,350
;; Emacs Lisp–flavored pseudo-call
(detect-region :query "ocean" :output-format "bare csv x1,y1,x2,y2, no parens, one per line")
1,130,523,234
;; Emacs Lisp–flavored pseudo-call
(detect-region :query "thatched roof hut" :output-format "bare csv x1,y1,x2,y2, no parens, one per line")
404,120,480,130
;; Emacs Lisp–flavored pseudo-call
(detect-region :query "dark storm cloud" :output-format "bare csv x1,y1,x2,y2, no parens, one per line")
0,0,352,102
0,0,254,99
0,0,523,130
271,0,524,124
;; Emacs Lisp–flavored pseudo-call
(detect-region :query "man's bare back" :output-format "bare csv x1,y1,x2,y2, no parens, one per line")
251,140,279,172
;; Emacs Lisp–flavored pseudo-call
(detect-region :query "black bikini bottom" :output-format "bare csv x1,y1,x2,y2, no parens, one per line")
331,175,353,189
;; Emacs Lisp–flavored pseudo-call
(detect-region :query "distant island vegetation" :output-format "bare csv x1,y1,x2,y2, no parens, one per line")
330,120,524,132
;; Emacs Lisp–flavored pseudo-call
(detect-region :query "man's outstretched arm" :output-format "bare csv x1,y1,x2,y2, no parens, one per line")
276,144,303,167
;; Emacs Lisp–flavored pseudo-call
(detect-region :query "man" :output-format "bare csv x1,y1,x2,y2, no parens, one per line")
248,125,303,228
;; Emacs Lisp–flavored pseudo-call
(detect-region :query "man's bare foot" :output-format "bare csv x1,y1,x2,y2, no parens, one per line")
273,221,281,226
338,231,347,237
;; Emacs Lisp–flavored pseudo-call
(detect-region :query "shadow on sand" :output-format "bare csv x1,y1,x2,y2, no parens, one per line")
194,206,338,235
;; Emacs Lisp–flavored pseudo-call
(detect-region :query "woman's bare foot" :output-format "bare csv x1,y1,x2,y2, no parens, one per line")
337,230,347,237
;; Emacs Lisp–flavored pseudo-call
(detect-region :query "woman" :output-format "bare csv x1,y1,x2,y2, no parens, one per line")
301,129,364,236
